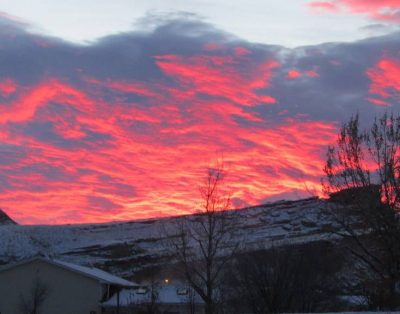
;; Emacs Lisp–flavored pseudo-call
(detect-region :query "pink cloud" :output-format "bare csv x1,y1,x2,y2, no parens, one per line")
234,47,252,56
287,70,302,79
305,70,320,78
366,97,390,106
367,57,400,104
309,1,339,12
0,79,17,96
308,0,400,23
155,53,279,106
287,69,320,79
0,49,340,225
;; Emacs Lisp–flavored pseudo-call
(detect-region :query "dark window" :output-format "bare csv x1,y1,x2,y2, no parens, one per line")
176,288,189,295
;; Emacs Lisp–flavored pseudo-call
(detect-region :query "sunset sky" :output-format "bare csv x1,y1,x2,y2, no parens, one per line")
0,0,399,224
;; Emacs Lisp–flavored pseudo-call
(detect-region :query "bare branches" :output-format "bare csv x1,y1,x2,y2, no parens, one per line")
230,243,341,314
323,112,400,309
165,163,239,314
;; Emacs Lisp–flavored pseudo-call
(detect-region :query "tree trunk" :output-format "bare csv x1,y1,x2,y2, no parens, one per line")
205,302,213,314
388,280,398,310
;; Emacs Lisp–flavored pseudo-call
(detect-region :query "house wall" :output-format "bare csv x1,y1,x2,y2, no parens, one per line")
0,260,104,314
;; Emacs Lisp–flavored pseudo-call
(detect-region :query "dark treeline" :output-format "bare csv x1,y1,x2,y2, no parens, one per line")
224,241,345,314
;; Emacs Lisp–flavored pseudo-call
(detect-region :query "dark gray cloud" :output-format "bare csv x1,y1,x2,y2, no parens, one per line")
1,14,397,123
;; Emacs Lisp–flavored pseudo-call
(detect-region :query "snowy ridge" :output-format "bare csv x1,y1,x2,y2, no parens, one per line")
0,197,336,276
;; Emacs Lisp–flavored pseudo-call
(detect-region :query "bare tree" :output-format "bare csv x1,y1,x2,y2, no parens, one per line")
142,276,161,314
185,286,197,314
167,163,239,314
323,113,400,309
127,276,161,314
19,277,49,314
228,242,342,314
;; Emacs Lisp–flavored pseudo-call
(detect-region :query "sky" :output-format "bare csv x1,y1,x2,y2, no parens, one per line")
0,0,399,224
0,0,398,47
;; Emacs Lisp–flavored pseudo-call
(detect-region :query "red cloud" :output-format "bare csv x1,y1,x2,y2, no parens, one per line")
367,97,390,107
287,69,320,79
287,70,302,79
0,79,17,96
305,70,320,78
0,80,93,124
155,53,279,107
309,0,400,22
367,57,400,105
234,47,251,56
0,49,339,225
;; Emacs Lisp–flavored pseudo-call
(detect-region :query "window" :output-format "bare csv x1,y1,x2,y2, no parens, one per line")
176,288,189,295
135,287,149,294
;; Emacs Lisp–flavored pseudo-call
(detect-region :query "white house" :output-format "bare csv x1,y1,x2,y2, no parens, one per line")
102,281,205,314
0,257,137,314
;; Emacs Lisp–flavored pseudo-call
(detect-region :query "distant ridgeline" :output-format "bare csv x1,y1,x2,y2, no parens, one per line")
0,209,16,225
328,184,382,207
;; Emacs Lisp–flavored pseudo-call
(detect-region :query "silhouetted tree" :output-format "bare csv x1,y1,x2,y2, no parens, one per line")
140,277,160,314
228,242,341,314
127,270,161,314
185,286,198,314
324,113,400,309
167,163,239,314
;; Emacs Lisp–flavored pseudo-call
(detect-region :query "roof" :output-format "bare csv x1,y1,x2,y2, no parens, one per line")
102,283,204,307
0,257,137,287
53,259,137,287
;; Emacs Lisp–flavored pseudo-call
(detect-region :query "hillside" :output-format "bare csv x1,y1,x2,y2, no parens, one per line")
0,197,337,276
0,209,17,226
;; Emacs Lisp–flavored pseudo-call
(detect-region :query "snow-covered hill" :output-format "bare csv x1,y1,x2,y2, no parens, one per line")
0,197,336,276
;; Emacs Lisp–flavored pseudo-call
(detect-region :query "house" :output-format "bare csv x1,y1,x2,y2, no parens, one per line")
0,257,137,314
102,280,205,314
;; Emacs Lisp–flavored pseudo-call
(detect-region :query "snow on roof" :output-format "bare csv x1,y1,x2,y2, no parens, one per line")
0,257,137,287
52,259,137,287
102,283,204,307
337,295,368,305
